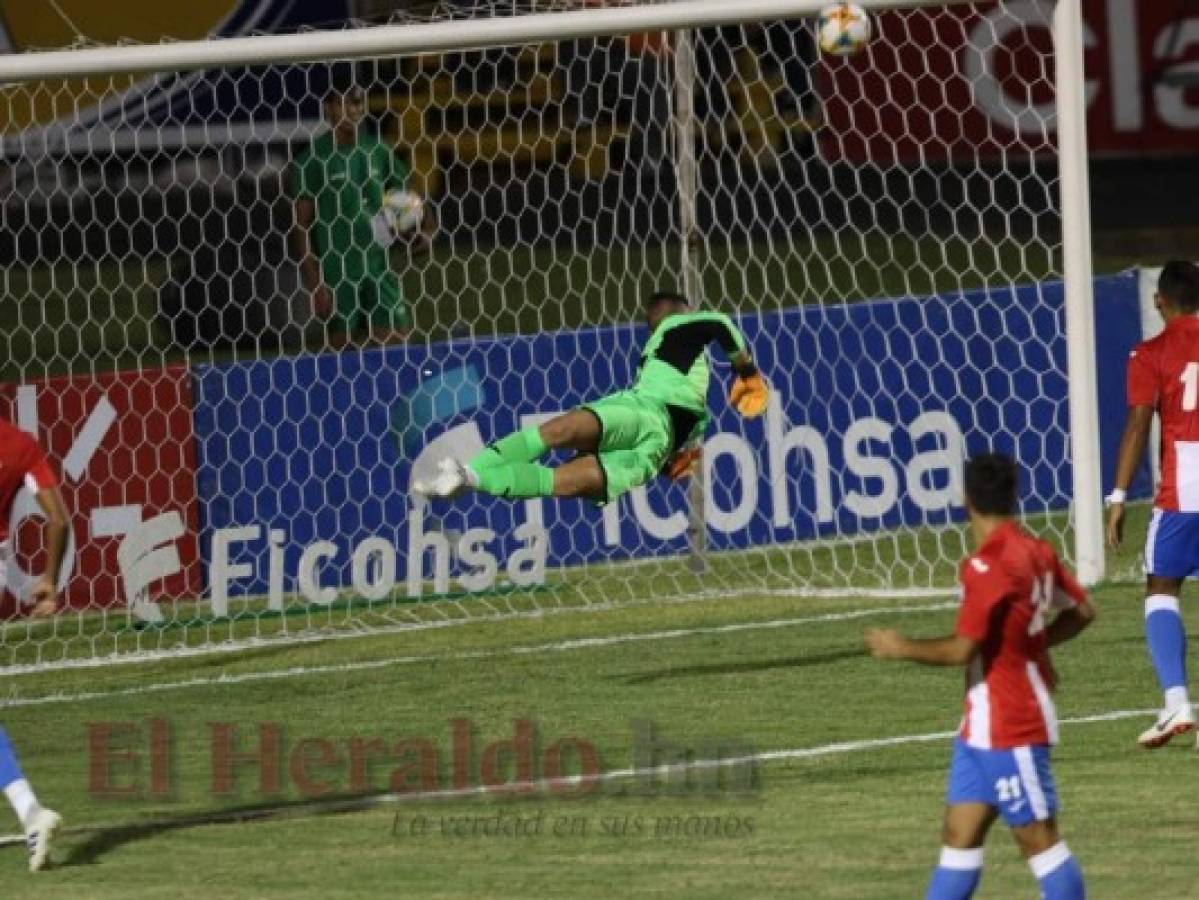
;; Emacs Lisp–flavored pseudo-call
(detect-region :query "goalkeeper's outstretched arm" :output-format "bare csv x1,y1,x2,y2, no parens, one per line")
666,309,768,418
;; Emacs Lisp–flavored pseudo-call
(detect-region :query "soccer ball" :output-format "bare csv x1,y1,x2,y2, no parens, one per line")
372,189,425,246
816,3,872,57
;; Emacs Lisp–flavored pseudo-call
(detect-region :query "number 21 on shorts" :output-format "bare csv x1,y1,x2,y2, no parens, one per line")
995,775,1022,802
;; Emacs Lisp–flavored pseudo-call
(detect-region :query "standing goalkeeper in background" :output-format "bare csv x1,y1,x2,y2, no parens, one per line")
415,291,769,503
290,67,427,346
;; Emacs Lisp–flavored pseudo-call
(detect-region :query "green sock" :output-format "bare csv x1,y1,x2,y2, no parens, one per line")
469,427,548,474
474,463,556,499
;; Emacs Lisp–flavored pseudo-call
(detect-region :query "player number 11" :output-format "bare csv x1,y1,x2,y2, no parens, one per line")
1182,362,1199,412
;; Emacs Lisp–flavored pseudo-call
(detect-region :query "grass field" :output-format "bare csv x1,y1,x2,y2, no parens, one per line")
0,502,1188,899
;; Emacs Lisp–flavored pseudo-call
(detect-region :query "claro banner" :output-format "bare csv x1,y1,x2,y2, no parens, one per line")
819,1,1199,163
186,272,1147,610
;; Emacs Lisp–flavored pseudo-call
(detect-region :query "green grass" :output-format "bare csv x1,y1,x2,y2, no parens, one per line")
1,232,1125,380
0,508,1181,898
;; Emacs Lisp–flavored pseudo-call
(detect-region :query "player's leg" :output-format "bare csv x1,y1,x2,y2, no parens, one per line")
985,744,1084,899
1010,819,1085,900
469,395,666,503
457,409,603,500
927,804,996,899
470,408,601,474
928,738,995,899
1138,509,1197,748
415,407,601,500
0,727,60,872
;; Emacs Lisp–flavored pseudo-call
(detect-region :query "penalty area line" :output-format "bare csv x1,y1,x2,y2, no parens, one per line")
0,600,956,710
0,703,1159,849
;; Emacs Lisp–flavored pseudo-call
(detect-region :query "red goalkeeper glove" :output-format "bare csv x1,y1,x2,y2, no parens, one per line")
729,373,768,418
664,446,702,481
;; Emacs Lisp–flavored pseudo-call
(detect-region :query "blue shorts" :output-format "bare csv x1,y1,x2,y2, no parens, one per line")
1145,508,1199,579
945,738,1058,827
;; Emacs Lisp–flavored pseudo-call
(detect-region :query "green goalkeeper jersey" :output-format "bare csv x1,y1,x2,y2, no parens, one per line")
289,131,410,331
633,310,750,448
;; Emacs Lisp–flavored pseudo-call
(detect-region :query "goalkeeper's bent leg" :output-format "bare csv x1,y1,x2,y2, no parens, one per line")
474,462,556,499
469,426,548,474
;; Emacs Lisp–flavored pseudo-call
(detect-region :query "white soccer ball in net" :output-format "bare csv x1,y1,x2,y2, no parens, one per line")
816,3,873,57
372,189,425,246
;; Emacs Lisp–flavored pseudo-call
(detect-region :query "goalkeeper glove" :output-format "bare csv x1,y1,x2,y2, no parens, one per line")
729,373,768,418
664,446,702,481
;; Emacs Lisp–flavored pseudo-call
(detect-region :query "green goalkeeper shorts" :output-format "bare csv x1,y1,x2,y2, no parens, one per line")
581,390,673,504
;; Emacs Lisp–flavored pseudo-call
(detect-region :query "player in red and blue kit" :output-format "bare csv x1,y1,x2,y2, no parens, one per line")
867,454,1094,900
1106,260,1199,748
0,417,69,871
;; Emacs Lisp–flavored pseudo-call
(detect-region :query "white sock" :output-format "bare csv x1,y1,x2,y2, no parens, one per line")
1165,686,1191,712
4,779,40,829
1028,841,1073,879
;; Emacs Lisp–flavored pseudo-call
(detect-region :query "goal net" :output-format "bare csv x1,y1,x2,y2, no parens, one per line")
0,0,1099,669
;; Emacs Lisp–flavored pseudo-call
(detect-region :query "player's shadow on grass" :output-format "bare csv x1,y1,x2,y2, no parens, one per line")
56,793,384,868
621,647,866,685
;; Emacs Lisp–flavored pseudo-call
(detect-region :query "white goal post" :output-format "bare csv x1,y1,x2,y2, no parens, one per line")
0,0,1103,671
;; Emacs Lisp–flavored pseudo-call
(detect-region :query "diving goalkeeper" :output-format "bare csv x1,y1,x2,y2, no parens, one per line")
414,291,768,504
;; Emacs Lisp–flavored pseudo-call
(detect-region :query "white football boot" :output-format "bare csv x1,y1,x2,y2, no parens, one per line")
412,458,475,500
25,807,61,872
1137,704,1197,749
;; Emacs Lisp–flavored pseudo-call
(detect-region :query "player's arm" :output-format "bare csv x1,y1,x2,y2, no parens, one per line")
868,557,1006,667
289,156,332,319
1045,600,1096,648
864,629,978,666
1107,347,1156,548
1045,557,1097,648
1106,404,1154,549
292,196,331,317
706,313,767,418
29,486,69,617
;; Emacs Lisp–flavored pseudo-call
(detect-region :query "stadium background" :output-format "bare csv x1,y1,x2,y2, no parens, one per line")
0,4,1199,896
0,0,1196,616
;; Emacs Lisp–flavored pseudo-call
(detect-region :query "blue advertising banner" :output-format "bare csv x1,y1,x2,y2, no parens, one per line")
191,272,1146,602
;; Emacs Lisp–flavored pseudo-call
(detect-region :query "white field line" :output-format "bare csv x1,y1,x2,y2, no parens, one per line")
0,586,955,677
0,601,956,710
0,704,1159,848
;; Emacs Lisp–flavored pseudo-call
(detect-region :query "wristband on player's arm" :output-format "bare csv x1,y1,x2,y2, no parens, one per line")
1104,488,1126,506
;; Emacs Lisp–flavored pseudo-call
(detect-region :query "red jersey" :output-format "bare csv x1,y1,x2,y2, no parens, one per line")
955,521,1086,750
1127,315,1199,512
0,419,57,543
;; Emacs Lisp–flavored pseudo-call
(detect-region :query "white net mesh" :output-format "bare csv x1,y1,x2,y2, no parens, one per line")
0,1,1076,669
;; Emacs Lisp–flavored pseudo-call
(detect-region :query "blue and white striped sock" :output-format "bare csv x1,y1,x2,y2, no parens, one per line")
1145,594,1189,709
926,846,983,900
1029,841,1085,899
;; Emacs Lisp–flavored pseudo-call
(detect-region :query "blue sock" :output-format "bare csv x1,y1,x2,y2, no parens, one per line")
1030,842,1085,899
1145,595,1188,704
926,847,983,900
0,727,24,789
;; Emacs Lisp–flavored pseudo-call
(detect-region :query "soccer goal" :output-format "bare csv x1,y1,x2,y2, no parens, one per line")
0,0,1101,670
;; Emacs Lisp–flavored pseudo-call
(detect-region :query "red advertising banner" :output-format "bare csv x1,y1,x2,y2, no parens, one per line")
819,0,1199,163
0,366,201,615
